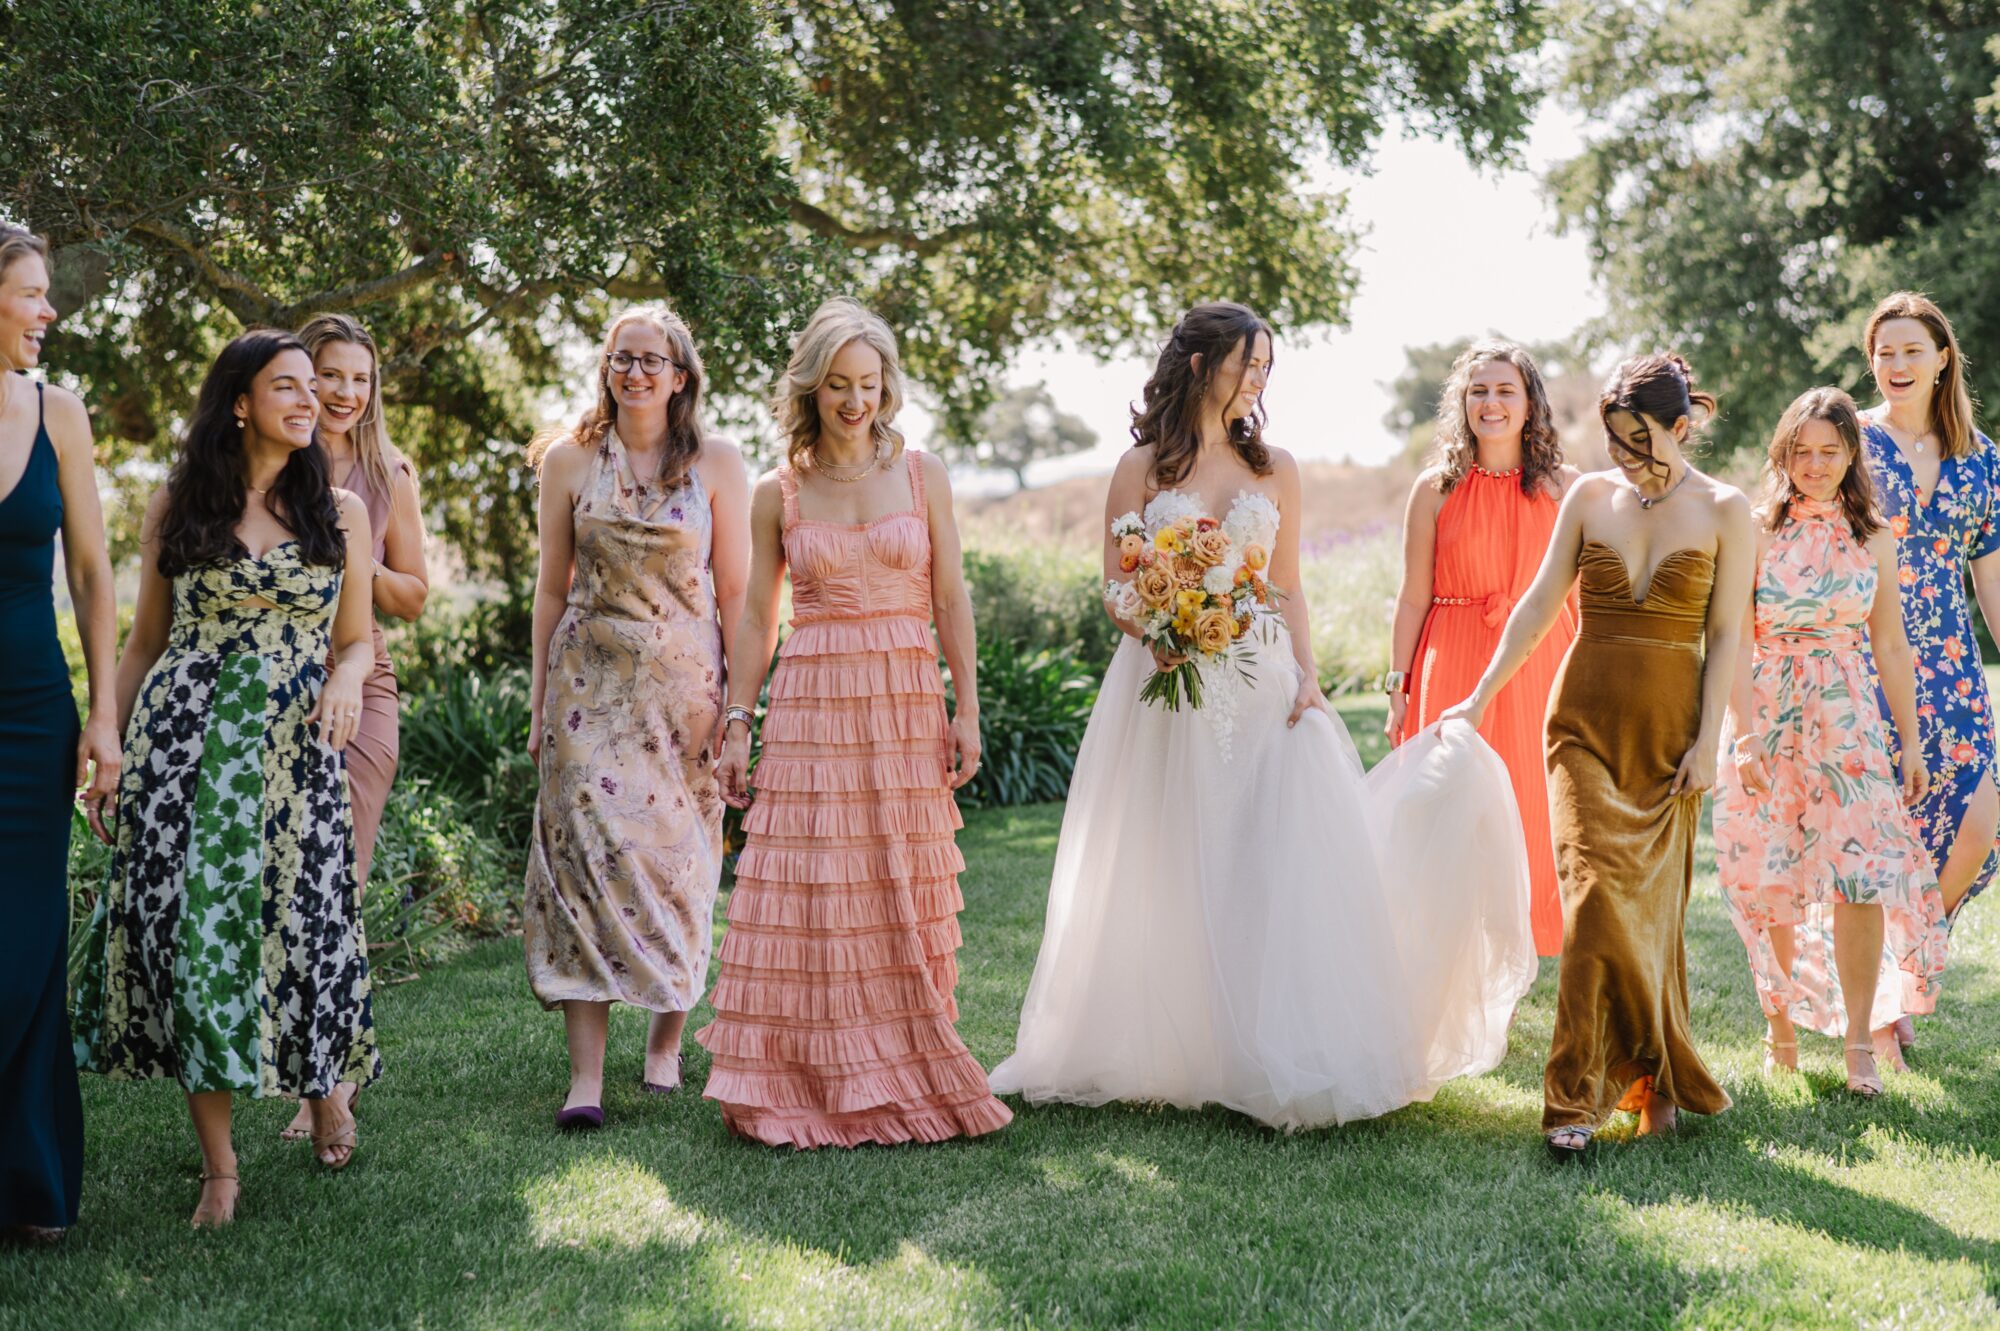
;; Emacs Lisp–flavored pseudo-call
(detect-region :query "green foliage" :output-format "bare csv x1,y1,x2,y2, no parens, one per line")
1302,527,1402,694
950,641,1099,810
1550,0,2000,455
2,0,1547,578
963,543,1123,674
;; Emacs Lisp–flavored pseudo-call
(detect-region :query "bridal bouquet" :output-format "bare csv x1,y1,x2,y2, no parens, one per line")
1104,501,1281,710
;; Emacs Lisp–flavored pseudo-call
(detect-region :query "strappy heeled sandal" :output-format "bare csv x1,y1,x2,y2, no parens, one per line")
282,1081,359,1142
311,1119,358,1170
1843,1043,1884,1099
1763,1035,1799,1074
191,1172,239,1228
1894,1015,1917,1050
1545,1125,1594,1161
640,1053,683,1096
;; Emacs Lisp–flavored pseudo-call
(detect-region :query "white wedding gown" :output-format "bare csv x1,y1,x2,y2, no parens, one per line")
988,490,1539,1130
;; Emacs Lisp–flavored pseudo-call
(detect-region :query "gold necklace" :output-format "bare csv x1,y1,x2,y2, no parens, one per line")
814,436,888,484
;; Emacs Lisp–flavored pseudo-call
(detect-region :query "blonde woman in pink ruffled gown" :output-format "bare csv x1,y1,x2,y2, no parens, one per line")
705,298,1010,1148
1714,388,1949,1097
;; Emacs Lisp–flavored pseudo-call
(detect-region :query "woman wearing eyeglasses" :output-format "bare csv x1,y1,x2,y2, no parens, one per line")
523,305,750,1129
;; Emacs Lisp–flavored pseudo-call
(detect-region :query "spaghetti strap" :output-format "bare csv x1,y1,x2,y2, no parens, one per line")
35,380,44,427
776,465,800,531
904,447,926,513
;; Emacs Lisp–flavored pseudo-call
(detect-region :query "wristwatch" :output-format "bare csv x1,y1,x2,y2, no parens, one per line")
1382,670,1409,696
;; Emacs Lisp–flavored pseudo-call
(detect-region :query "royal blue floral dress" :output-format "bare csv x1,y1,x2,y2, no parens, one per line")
1863,418,2000,904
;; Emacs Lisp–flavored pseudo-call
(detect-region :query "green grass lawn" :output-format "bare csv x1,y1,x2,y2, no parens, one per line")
4,695,1999,1329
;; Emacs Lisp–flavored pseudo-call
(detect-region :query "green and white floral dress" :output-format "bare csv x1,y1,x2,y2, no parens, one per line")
72,544,378,1097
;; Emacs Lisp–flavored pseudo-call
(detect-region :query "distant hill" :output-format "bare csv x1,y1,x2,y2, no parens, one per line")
962,460,1419,549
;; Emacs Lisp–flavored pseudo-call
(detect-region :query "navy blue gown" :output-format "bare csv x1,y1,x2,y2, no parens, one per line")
0,381,84,1229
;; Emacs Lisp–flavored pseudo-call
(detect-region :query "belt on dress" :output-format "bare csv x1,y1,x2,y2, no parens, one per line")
1432,592,1513,627
1761,628,1864,656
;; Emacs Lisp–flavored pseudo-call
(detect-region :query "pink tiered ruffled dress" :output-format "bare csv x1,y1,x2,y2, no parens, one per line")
696,449,1013,1148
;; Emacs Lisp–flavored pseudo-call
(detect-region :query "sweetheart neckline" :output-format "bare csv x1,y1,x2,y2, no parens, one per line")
1145,487,1280,527
1584,540,1712,606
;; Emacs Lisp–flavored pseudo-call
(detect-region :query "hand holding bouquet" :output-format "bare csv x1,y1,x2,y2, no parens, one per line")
1105,506,1280,710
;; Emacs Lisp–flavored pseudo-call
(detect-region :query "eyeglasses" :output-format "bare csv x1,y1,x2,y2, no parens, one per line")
606,351,677,376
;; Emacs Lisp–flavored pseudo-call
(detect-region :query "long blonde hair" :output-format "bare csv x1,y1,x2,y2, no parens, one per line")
1864,291,1979,459
297,312,396,497
529,303,707,485
772,297,906,470
1429,339,1563,497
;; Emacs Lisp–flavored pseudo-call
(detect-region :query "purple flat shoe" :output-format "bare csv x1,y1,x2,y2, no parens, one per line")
554,1105,604,1132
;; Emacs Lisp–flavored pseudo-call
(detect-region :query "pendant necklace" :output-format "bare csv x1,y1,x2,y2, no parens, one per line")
1636,466,1690,511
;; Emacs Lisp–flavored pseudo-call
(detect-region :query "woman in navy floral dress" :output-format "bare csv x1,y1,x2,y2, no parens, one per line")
1860,293,2000,993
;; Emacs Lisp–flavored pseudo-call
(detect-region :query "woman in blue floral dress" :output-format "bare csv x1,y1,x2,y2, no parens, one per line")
1860,294,2000,990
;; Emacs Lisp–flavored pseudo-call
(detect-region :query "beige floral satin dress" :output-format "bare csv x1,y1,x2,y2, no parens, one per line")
524,432,724,1012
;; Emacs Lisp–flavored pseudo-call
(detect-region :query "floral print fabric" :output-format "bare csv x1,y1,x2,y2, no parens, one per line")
1865,420,2000,902
1714,498,1948,1033
523,432,724,1012
72,544,378,1097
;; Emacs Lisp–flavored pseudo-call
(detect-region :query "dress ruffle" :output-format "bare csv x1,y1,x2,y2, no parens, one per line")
697,464,1010,1148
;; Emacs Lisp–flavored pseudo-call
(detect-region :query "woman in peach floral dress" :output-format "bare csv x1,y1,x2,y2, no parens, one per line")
524,305,749,1129
1714,388,1948,1098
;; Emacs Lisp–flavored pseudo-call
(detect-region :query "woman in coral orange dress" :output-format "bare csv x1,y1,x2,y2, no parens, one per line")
1388,341,1578,955
704,298,1010,1147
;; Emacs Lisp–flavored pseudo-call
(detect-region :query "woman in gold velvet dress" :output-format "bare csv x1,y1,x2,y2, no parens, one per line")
1447,354,1757,1158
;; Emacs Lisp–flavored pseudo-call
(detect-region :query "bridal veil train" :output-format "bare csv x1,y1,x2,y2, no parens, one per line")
990,495,1538,1129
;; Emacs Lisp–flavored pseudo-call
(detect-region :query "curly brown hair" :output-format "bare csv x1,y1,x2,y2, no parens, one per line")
1129,302,1273,492
1428,339,1563,497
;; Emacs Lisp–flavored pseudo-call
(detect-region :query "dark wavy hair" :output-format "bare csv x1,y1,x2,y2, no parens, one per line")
1760,386,1882,545
1597,352,1717,481
1429,339,1564,497
157,330,345,576
1130,301,1274,491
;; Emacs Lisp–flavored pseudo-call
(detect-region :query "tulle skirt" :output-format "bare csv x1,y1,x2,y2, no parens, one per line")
988,624,1538,1130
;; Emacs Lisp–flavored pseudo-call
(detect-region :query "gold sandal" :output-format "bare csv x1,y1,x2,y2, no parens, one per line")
311,1120,358,1171
191,1173,239,1228
1843,1043,1884,1099
1762,1035,1798,1074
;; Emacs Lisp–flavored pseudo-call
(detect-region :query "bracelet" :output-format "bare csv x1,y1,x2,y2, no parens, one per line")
723,704,755,733
1381,669,1409,696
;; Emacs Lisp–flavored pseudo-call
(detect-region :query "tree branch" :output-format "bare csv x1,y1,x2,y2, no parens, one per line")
786,198,974,255
270,250,453,324
125,218,275,324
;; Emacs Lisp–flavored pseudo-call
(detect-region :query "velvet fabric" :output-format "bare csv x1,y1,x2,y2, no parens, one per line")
1541,541,1731,1131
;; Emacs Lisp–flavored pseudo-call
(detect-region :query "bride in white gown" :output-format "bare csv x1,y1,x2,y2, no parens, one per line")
988,303,1539,1129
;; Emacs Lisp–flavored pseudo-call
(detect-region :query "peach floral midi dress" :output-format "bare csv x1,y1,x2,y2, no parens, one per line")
1713,496,1950,1034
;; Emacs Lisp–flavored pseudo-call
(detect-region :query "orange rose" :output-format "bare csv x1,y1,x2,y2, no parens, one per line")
1188,529,1231,567
1242,542,1269,572
1193,607,1234,654
1135,565,1176,608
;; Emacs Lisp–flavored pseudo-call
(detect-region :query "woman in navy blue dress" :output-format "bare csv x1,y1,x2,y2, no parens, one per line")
1860,292,2000,1048
0,226,120,1240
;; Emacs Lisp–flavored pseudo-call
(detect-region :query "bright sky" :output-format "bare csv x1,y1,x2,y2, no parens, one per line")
927,102,1603,491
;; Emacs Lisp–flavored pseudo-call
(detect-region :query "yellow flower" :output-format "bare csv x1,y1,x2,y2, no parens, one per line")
1154,527,1185,554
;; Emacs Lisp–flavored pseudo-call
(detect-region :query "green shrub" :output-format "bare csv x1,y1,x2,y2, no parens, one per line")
963,543,1120,673
950,639,1099,809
